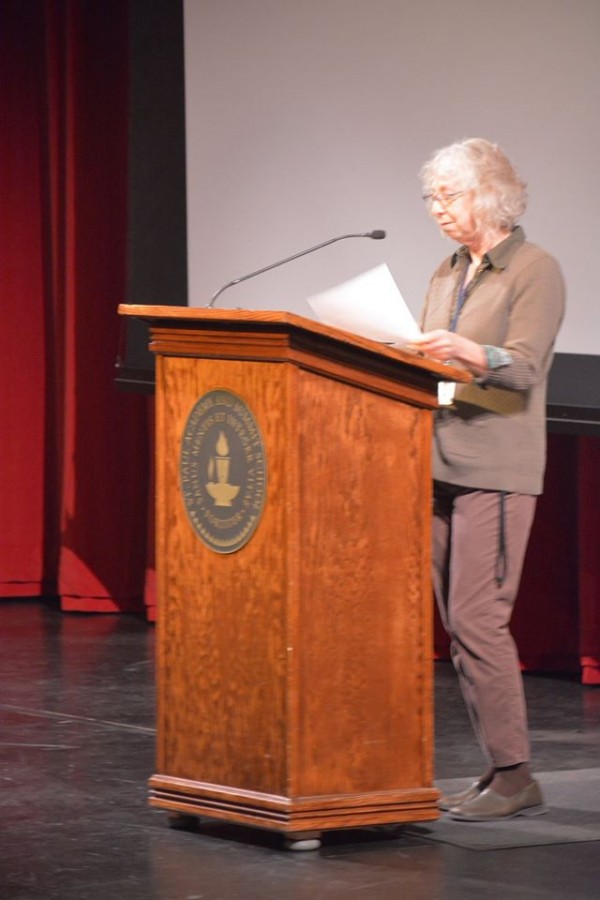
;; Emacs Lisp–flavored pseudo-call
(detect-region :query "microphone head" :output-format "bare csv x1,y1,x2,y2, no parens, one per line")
369,229,386,240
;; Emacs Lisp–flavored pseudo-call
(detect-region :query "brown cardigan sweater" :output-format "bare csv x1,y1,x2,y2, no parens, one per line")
420,227,566,495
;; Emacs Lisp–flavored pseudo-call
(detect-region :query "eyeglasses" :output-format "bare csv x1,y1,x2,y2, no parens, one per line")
422,190,465,208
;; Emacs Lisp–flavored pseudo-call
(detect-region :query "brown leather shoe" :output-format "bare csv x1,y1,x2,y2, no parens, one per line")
437,780,485,812
448,780,546,822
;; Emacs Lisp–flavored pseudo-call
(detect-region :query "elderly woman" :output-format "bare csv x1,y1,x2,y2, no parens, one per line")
413,138,565,822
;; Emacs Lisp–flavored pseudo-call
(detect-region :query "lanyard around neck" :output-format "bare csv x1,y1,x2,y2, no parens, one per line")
449,255,491,332
449,267,469,333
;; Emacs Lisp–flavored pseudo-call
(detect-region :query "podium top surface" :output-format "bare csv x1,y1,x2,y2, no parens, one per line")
118,304,470,388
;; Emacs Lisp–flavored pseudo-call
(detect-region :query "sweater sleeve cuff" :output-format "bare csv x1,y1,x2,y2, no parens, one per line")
483,345,513,370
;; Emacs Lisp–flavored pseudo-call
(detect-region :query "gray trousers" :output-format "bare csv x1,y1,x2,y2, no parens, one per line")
432,482,537,768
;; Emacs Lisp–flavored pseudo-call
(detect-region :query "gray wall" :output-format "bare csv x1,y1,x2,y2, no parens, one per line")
183,0,599,355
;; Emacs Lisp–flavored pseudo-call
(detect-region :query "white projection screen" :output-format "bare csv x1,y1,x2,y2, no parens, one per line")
183,0,599,357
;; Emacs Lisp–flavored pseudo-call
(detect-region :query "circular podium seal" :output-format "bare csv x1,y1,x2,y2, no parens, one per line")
179,389,267,554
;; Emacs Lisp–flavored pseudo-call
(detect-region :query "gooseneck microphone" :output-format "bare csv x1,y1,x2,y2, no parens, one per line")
207,229,386,308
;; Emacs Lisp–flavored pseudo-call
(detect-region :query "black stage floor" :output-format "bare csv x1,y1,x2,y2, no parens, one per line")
1,599,599,899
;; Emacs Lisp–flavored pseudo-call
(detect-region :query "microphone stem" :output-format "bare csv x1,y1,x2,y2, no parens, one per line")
208,232,373,308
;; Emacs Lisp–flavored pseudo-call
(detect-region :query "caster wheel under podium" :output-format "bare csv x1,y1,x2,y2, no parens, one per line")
283,831,322,851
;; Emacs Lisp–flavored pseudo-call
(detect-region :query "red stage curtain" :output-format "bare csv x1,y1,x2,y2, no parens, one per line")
578,436,600,685
512,434,581,672
0,1,151,614
434,432,600,683
1,2,48,598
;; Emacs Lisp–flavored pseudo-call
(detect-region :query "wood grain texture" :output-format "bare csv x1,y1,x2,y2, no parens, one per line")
155,356,290,795
291,369,434,796
134,307,445,831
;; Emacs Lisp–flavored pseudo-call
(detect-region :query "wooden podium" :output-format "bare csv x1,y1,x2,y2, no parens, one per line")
119,305,468,848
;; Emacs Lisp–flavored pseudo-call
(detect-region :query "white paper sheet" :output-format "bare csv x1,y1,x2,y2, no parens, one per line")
307,263,421,346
